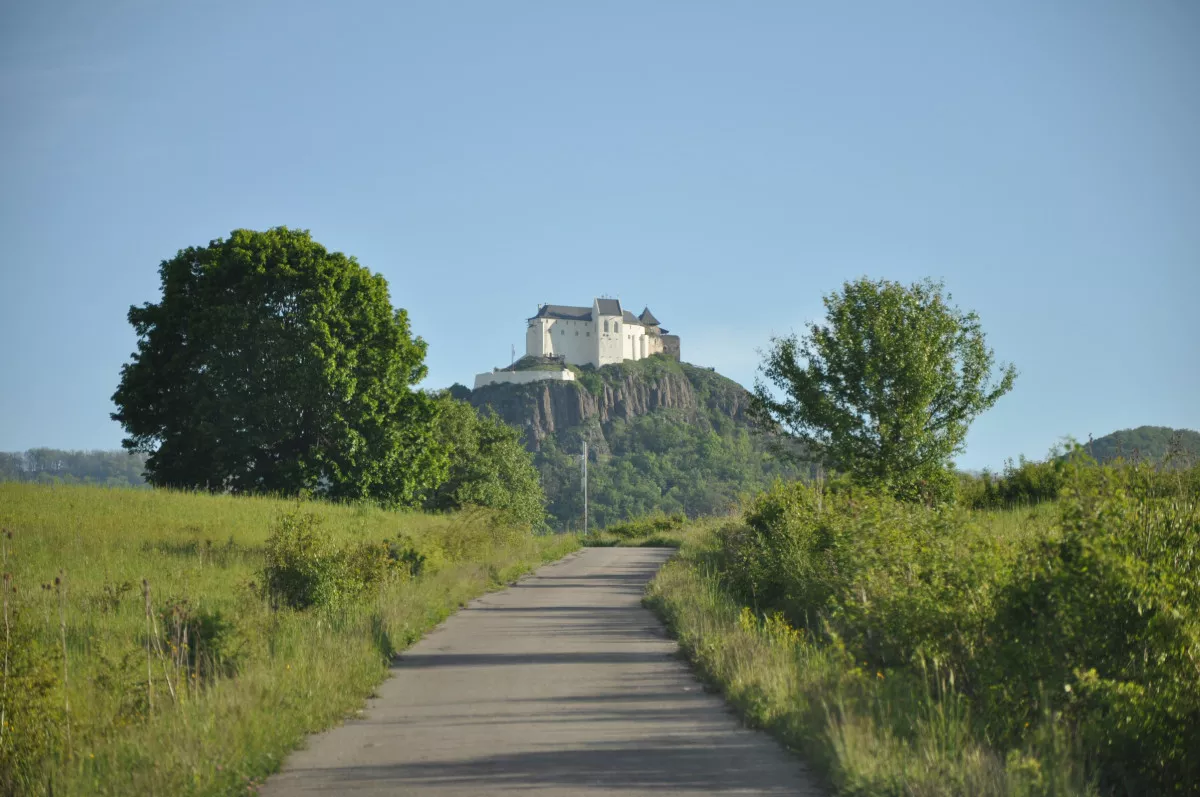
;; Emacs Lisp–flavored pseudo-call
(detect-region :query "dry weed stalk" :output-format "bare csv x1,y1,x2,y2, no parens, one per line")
143,579,154,716
55,571,71,760
2,569,10,749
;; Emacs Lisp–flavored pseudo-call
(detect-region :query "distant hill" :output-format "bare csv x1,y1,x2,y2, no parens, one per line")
1081,426,1200,465
466,355,812,529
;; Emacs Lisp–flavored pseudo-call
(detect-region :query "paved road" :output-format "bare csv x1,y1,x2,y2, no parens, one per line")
260,547,822,796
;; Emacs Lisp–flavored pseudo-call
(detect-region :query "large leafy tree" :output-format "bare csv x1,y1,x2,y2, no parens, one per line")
423,394,546,528
112,227,445,505
752,277,1016,502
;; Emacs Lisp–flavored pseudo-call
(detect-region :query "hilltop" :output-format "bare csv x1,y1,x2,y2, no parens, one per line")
1080,425,1200,464
464,355,812,529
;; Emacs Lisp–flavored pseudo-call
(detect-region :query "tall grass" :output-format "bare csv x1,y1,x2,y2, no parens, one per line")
0,483,578,795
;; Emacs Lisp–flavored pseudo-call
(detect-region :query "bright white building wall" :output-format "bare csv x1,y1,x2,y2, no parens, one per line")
474,368,577,389
523,300,667,368
534,317,597,365
596,314,624,365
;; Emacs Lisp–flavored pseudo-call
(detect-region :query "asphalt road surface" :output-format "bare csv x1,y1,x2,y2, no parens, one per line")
260,546,823,796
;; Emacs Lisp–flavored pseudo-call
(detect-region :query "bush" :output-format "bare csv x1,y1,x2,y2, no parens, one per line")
718,461,1200,795
261,509,412,610
979,466,1200,794
261,510,349,609
158,600,242,680
602,512,687,540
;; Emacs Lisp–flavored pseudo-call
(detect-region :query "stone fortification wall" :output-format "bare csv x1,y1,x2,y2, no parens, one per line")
660,335,681,361
473,368,576,390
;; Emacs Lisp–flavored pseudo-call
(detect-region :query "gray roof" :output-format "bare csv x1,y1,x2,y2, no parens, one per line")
530,299,661,327
595,298,622,316
531,304,592,321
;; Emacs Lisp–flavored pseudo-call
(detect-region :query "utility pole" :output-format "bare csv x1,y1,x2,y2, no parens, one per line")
581,440,588,536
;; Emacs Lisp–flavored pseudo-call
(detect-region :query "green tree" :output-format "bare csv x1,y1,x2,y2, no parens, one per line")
424,395,546,528
752,277,1016,502
112,227,445,506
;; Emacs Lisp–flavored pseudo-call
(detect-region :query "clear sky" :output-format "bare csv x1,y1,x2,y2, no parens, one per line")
1,1,1196,470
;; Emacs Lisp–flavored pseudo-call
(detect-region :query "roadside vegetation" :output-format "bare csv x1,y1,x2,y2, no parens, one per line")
0,483,577,796
582,512,728,548
639,278,1198,795
647,456,1199,796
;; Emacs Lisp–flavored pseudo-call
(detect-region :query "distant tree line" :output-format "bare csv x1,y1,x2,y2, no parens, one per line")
0,449,149,487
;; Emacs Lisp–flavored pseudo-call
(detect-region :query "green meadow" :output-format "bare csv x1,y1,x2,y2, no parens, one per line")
0,483,577,796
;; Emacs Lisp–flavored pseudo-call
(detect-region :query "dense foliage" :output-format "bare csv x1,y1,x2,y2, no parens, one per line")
422,394,547,528
0,449,147,488
535,407,810,530
753,277,1016,503
111,227,444,506
959,434,1199,509
717,458,1200,795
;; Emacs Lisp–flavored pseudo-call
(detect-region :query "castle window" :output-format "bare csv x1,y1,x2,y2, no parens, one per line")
603,320,609,333
615,322,620,333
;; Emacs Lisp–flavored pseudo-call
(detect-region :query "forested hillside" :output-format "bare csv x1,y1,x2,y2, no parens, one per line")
466,356,813,528
1082,425,1199,464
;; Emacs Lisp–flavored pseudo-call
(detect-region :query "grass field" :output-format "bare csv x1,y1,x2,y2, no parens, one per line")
0,483,578,796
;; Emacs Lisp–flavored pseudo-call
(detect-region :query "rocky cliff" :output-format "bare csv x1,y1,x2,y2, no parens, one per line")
468,359,752,452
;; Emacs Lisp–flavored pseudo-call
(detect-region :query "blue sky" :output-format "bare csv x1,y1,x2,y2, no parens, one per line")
1,1,1196,470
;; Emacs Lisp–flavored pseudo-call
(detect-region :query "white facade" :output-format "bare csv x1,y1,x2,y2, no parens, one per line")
474,368,576,390
525,298,669,367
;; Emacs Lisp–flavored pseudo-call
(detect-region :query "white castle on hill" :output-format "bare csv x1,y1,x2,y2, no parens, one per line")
474,298,681,389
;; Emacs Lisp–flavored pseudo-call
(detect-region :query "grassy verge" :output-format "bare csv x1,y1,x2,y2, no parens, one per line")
0,483,578,796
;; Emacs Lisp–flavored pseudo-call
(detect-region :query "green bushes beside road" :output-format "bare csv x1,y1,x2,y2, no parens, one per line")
648,458,1200,795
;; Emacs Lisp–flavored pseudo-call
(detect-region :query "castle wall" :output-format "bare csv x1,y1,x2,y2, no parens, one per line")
621,322,650,361
537,318,597,366
596,315,624,365
474,368,576,389
661,334,681,361
525,322,546,358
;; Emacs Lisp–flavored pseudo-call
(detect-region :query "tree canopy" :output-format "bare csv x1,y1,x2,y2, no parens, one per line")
752,277,1016,501
111,227,445,505
423,394,547,528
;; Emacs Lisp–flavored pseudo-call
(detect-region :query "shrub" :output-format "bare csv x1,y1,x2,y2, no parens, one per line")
602,512,687,540
261,509,437,610
718,460,1200,795
261,509,349,609
158,600,242,680
979,465,1200,794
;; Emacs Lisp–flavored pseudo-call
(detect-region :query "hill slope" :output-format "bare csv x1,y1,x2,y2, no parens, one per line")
1082,425,1200,464
467,356,811,529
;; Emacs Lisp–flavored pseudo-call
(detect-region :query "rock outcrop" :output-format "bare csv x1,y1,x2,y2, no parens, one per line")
468,361,751,451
